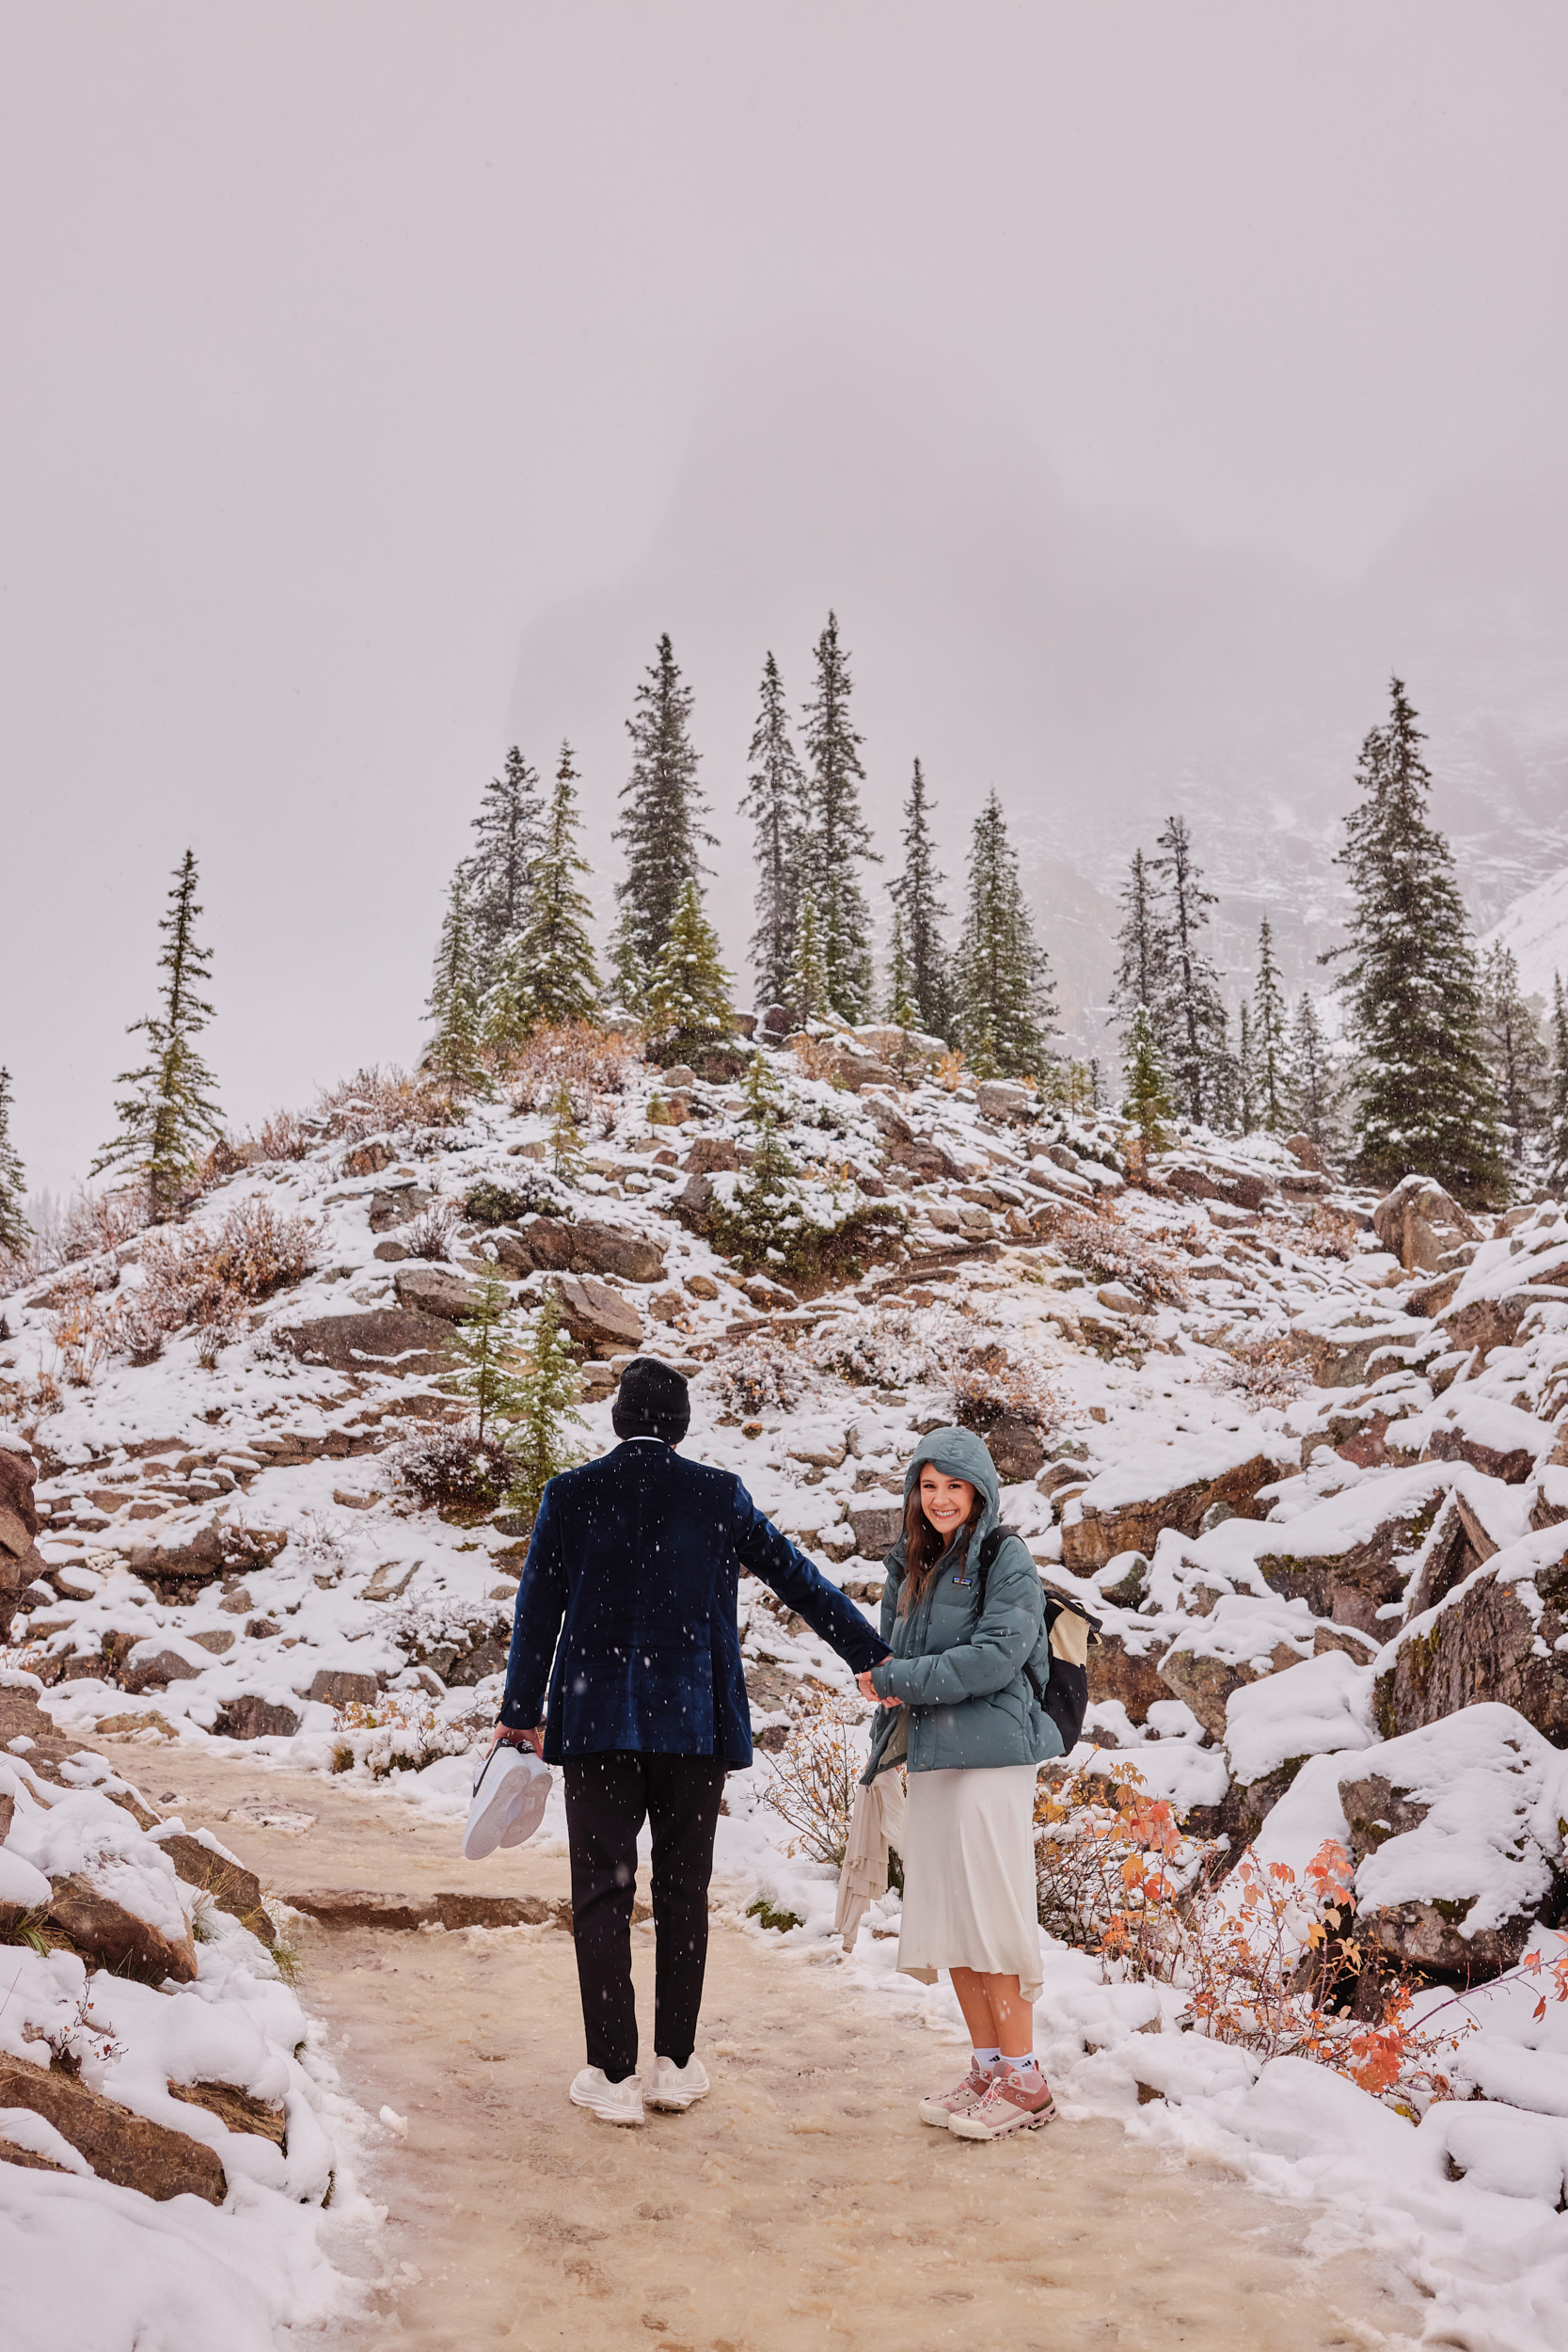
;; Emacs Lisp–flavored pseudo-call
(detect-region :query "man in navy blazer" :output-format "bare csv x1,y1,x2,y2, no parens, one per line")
493,1356,890,2126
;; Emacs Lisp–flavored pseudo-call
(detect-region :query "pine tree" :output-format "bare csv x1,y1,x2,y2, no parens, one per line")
882,909,918,1028
1149,816,1227,1125
740,653,807,1006
440,1267,531,1446
1207,1002,1242,1134
887,759,950,1036
1236,1001,1259,1134
1291,993,1338,1153
1121,1003,1175,1150
505,1290,587,1530
785,893,832,1027
0,1067,29,1262
741,1047,784,1127
1253,916,1295,1133
92,850,225,1219
1331,678,1507,1202
546,1080,585,1182
644,877,734,1053
612,632,712,982
955,792,1056,1079
422,874,489,1094
464,745,543,993
1108,848,1173,1047
800,612,879,1022
1480,941,1548,1168
483,743,600,1046
1546,974,1568,1194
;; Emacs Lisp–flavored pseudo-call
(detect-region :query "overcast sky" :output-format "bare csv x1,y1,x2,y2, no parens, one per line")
5,4,1568,1196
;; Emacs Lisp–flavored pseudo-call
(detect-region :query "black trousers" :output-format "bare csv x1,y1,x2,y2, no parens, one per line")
562,1752,726,2084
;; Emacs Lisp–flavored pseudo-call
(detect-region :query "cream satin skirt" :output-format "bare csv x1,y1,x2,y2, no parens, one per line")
896,1763,1042,2003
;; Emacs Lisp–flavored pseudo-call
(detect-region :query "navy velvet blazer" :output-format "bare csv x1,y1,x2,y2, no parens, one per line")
498,1439,891,1765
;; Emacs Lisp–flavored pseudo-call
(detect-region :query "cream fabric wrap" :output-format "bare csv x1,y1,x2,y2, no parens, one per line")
833,1768,908,1952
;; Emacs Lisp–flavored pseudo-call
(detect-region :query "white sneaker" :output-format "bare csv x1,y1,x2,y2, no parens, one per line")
645,2054,709,2111
568,2066,644,2125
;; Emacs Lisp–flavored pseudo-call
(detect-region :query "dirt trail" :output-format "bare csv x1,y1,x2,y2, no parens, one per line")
116,1740,1423,2352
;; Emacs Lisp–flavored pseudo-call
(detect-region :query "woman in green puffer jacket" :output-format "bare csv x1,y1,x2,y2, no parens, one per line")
854,1425,1063,2140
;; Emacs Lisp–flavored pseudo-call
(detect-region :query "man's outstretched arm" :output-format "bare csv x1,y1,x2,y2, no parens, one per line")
734,1486,891,1675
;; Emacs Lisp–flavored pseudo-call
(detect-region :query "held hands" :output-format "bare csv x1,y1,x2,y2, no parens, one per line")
856,1670,900,1708
490,1724,545,1756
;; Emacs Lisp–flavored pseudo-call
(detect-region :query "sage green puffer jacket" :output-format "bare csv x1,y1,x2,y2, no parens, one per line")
863,1426,1063,1782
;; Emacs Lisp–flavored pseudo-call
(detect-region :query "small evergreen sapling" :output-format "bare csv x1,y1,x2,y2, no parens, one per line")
644,877,734,1054
0,1065,28,1263
546,1080,585,1182
1121,1003,1175,1151
1547,974,1568,1195
740,652,807,1005
484,743,600,1046
93,849,225,1220
441,1266,531,1447
422,875,489,1095
506,1290,587,1530
881,909,918,1029
786,893,832,1026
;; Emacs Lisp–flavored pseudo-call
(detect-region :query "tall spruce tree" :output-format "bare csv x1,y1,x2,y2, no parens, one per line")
483,743,599,1045
612,632,711,987
1480,940,1548,1168
644,878,734,1053
1546,974,1568,1194
882,910,918,1028
1236,1001,1259,1134
0,1066,29,1262
1291,993,1338,1153
1330,678,1506,1202
1253,916,1295,1133
1149,816,1227,1124
887,759,951,1037
423,874,488,1093
463,745,543,993
800,612,879,1021
1108,847,1173,1047
955,792,1055,1079
739,653,807,1006
93,850,225,1219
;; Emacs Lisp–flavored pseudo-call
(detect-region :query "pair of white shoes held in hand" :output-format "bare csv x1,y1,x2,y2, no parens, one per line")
570,2055,708,2125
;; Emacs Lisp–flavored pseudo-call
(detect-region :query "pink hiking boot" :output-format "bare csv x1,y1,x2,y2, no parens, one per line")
917,2058,1002,2128
947,2064,1058,2139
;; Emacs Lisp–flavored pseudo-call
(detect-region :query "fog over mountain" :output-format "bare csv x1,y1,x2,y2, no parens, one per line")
510,342,1568,1056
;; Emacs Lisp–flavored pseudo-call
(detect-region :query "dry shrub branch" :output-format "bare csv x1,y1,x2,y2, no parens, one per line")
1044,1208,1189,1308
500,1023,640,1120
315,1065,464,1144
1203,1330,1313,1407
758,1687,868,1868
119,1197,318,1365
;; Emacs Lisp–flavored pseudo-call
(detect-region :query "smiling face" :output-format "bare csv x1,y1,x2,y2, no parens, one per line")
918,1465,976,1537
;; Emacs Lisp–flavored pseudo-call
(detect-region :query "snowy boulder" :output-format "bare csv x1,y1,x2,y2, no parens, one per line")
1060,1436,1295,1572
974,1080,1033,1122
0,2054,225,2203
980,1414,1045,1485
0,1443,40,1562
1085,1625,1171,1726
1339,1703,1568,1979
1291,1298,1438,1389
846,1493,905,1560
1370,1174,1481,1274
1156,1594,1314,1738
1530,1414,1568,1533
1254,1465,1481,1633
547,1273,643,1354
43,1874,198,1984
278,1306,460,1376
1221,1650,1376,1844
1373,1525,1568,1747
152,1827,275,1947
213,1693,301,1740
1392,1387,1555,1486
392,1263,483,1321
682,1136,744,1176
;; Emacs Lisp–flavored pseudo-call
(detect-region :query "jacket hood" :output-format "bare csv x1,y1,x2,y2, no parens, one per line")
901,1425,1001,1550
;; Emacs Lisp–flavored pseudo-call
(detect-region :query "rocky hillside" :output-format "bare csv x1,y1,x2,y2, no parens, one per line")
4,1022,1568,2311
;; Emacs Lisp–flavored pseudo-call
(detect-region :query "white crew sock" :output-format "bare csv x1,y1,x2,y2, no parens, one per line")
973,2046,1001,2069
1002,2052,1038,2075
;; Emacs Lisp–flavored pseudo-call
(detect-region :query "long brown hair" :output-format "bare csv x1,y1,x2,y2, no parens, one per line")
897,1477,985,1615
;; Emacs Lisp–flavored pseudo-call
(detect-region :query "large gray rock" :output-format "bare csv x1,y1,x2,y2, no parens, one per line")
212,1693,302,1740
483,1216,667,1283
278,1308,460,1377
393,1263,482,1321
0,2055,225,2203
1062,1445,1292,1573
1374,1527,1568,1746
846,1494,906,1560
309,1668,380,1708
1254,1467,1464,1633
0,1443,40,1564
548,1274,643,1354
44,1872,198,1984
156,1831,275,1947
1371,1174,1481,1274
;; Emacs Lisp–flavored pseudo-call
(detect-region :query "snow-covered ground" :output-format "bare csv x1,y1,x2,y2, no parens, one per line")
1479,856,1568,1008
6,1040,1568,2349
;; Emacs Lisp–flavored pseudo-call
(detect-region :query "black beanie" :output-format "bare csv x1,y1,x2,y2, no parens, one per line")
611,1356,691,1445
